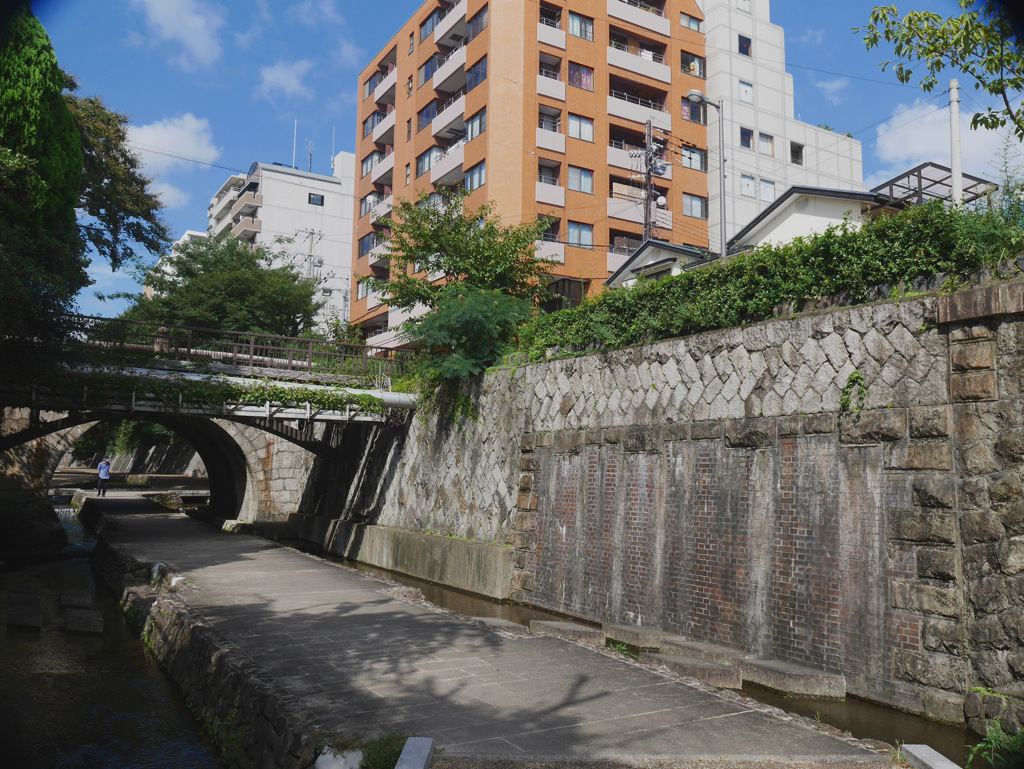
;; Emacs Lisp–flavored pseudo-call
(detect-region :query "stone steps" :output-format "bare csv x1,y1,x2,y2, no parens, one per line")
738,659,846,699
642,652,742,689
528,620,605,644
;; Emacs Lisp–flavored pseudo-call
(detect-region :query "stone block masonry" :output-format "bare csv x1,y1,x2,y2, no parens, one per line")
313,281,1024,725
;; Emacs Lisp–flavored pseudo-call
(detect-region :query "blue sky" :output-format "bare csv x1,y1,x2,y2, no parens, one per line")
32,0,1015,316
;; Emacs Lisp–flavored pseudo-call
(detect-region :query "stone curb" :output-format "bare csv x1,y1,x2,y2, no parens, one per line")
395,737,434,769
903,744,962,769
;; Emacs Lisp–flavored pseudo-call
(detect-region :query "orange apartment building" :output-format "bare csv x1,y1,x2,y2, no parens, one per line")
351,0,710,344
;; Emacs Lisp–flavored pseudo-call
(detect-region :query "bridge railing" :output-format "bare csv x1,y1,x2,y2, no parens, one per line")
69,316,408,386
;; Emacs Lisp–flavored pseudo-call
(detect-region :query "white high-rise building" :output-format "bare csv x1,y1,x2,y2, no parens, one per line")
702,0,864,251
206,153,356,325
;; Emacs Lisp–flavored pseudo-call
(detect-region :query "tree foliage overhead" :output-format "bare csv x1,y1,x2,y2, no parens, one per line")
367,187,555,312
860,1,1024,139
65,78,170,271
118,237,323,337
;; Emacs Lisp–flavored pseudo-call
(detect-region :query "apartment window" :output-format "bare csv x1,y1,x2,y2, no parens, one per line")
419,54,441,86
759,132,774,155
465,161,486,191
420,9,440,41
538,106,561,132
568,12,594,41
417,101,437,131
358,232,379,255
405,164,411,185
468,6,489,42
681,12,701,31
409,32,414,54
362,78,371,101
362,111,385,137
683,193,708,219
467,56,488,91
539,4,561,29
760,179,776,202
567,62,594,91
357,279,371,300
567,221,593,249
416,146,442,177
678,146,708,172
740,127,753,149
681,51,705,78
539,57,561,80
568,166,594,193
739,80,754,103
407,119,412,141
740,174,755,197
308,193,324,206
466,108,487,141
406,77,413,97
567,113,594,142
791,142,805,165
359,193,381,217
682,98,706,125
361,152,380,177
738,35,752,56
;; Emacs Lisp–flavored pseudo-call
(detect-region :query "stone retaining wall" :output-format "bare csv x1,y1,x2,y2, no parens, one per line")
330,282,1024,724
89,531,319,769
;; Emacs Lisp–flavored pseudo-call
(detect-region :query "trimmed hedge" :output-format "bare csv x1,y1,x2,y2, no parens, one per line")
520,202,1024,359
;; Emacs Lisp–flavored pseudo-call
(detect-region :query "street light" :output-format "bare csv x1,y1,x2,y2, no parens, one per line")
687,89,727,260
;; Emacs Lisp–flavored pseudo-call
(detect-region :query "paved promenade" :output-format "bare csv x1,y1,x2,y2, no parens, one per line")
96,497,893,768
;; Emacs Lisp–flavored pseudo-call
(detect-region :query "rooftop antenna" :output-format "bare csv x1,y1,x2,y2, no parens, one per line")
292,119,297,169
330,126,336,173
306,139,314,172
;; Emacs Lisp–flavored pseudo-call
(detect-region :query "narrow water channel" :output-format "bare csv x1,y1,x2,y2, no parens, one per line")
292,542,980,767
0,505,222,769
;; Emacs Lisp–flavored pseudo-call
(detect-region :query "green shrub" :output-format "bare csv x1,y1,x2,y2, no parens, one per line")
520,203,1023,359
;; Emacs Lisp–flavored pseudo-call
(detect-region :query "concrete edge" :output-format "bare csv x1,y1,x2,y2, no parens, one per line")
395,737,434,769
903,744,963,769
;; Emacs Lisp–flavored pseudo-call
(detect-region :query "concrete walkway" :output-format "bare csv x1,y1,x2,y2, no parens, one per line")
94,497,894,767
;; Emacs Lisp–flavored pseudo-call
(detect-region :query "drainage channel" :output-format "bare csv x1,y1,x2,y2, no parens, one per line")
282,540,979,767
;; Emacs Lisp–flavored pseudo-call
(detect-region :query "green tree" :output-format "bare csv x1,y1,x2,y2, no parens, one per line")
860,1,1024,138
367,187,554,311
118,237,323,337
65,79,170,271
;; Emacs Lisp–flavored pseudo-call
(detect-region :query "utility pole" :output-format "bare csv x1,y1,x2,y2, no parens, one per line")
950,79,963,206
643,119,654,242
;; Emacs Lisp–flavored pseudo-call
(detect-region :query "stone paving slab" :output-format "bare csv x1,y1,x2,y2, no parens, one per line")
96,499,893,766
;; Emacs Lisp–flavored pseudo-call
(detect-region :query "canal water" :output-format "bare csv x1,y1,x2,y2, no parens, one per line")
0,504,222,769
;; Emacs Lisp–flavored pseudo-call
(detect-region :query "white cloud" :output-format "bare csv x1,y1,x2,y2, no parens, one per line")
127,114,222,176
152,182,190,209
814,77,849,107
130,0,226,70
233,0,272,51
336,39,364,70
795,28,826,46
294,0,345,26
257,60,315,101
867,100,1011,188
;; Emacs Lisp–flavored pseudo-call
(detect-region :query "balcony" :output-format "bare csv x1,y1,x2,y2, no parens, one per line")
232,216,261,239
607,143,672,179
608,44,671,83
608,249,631,273
431,142,465,186
434,45,466,92
608,196,643,224
368,240,390,268
365,287,385,310
370,194,394,222
373,67,397,104
607,0,670,37
434,0,468,47
537,20,565,49
535,238,565,263
537,73,565,101
536,181,565,207
229,191,262,219
371,109,395,144
211,215,233,238
370,152,394,186
208,187,240,220
432,92,465,139
536,126,565,153
608,92,671,131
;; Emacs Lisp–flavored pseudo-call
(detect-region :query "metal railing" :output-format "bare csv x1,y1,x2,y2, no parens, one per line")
539,15,561,28
608,40,666,63
438,89,466,113
68,316,407,385
609,89,667,112
617,0,665,17
538,115,561,131
539,67,560,80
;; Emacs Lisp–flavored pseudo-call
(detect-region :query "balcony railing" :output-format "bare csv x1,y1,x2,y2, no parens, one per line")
363,111,387,137
439,89,465,112
538,115,561,131
438,41,465,65
618,0,664,17
609,89,666,112
539,67,560,80
608,40,666,63
539,15,561,28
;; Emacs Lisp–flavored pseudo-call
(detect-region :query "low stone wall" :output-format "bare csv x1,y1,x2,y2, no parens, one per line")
965,690,1024,738
89,533,319,769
